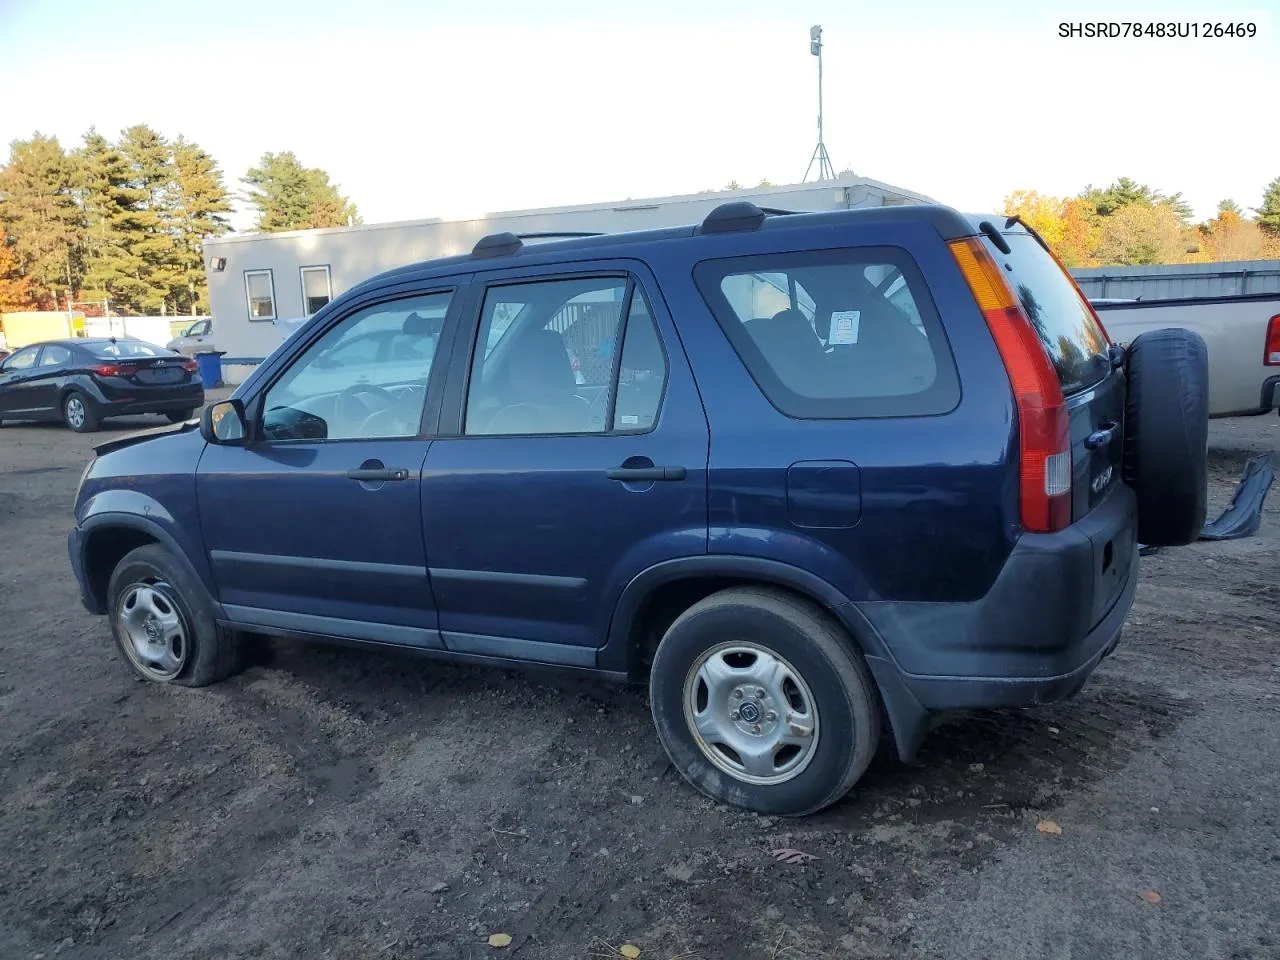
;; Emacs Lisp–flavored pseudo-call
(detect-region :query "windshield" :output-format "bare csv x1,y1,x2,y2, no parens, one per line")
984,233,1110,395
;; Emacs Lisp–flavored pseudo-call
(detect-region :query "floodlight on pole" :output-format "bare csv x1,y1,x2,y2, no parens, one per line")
803,24,836,182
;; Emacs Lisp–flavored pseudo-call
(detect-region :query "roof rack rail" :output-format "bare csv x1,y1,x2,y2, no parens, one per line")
517,231,604,240
698,201,799,235
471,230,606,258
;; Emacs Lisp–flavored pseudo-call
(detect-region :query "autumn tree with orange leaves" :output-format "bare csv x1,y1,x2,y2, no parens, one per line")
1004,177,1280,267
0,228,37,313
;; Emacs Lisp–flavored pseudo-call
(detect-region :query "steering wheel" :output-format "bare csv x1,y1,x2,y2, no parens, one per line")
335,383,398,434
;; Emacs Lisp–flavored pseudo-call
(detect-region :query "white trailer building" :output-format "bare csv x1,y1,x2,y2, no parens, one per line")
201,175,934,380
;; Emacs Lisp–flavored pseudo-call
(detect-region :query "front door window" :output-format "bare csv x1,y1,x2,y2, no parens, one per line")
260,292,451,442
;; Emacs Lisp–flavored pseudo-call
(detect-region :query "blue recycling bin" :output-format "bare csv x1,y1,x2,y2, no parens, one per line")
194,350,226,388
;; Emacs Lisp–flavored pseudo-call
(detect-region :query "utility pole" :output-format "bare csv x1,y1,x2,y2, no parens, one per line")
803,24,836,182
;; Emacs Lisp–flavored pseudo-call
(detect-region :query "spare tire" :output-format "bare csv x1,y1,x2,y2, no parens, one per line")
1122,327,1209,546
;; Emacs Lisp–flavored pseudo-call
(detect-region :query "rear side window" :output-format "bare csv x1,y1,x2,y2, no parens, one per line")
985,233,1110,395
695,248,959,419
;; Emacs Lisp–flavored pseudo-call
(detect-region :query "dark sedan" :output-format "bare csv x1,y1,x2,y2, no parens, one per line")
0,337,204,432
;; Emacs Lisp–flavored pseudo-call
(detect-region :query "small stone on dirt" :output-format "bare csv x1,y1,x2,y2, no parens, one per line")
430,881,449,893
665,862,695,883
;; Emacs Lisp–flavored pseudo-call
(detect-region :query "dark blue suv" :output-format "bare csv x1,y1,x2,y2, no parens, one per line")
68,203,1209,815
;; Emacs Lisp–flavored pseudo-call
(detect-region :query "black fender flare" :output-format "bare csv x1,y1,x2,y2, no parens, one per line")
603,555,860,672
601,554,928,760
77,512,224,617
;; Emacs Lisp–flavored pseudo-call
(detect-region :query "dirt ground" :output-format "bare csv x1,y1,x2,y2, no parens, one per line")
1,407,1278,960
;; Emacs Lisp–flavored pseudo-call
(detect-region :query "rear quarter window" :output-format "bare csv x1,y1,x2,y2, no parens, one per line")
694,247,960,419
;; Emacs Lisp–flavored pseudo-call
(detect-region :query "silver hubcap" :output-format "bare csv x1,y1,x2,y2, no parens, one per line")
683,642,819,785
117,582,188,681
66,397,85,427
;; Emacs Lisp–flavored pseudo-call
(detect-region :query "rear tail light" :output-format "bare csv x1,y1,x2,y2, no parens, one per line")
949,237,1072,533
1265,314,1280,366
93,363,124,377
182,359,199,373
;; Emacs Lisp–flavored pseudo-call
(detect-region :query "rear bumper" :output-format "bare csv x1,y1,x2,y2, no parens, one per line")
850,484,1139,756
1209,375,1280,419
89,382,204,417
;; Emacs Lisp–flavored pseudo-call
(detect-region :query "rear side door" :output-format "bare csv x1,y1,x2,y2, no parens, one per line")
420,261,709,665
196,285,463,647
29,344,73,413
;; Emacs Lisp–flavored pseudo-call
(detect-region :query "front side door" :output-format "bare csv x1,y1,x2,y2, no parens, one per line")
0,346,43,417
196,286,462,648
422,264,710,665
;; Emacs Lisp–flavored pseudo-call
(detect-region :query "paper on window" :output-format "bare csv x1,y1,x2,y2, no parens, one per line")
829,310,860,344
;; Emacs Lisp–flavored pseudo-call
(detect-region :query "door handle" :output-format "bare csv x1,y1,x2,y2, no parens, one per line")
346,467,410,482
606,465,687,482
1084,422,1119,450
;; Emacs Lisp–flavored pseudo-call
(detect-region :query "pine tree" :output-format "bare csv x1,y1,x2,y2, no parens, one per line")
1257,177,1280,236
1081,177,1193,223
118,124,182,313
0,133,82,307
242,151,359,232
74,128,146,311
169,137,231,314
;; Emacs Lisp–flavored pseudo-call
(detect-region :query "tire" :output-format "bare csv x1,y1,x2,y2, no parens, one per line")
63,390,100,433
1122,328,1209,546
166,409,196,424
649,586,881,816
106,543,244,687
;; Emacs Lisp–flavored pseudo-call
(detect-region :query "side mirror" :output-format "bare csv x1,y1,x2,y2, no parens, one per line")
201,398,248,445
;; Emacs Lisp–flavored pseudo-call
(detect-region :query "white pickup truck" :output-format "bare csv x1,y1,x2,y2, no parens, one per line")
1093,293,1280,418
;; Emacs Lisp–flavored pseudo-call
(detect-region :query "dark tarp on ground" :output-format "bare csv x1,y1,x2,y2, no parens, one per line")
1199,454,1276,541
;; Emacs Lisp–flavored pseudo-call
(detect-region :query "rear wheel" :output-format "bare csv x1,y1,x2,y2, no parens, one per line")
107,543,244,687
1122,328,1209,546
649,586,881,816
166,409,196,423
63,390,100,433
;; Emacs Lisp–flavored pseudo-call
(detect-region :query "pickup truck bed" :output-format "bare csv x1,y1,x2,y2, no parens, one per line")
1094,293,1280,418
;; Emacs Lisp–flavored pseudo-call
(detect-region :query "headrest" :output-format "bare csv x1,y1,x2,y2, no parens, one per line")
402,311,442,337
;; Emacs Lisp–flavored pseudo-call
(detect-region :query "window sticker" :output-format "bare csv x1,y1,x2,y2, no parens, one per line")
828,310,860,345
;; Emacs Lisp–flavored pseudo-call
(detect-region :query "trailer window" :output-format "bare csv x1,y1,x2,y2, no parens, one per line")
245,270,276,321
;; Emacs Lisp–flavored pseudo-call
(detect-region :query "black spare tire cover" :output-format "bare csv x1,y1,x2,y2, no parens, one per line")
1121,327,1209,546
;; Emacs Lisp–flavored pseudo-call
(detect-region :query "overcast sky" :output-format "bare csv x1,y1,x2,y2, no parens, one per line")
2,0,1276,231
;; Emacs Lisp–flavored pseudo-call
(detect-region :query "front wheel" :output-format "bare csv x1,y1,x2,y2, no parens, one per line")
63,390,100,433
649,586,881,816
107,543,244,687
